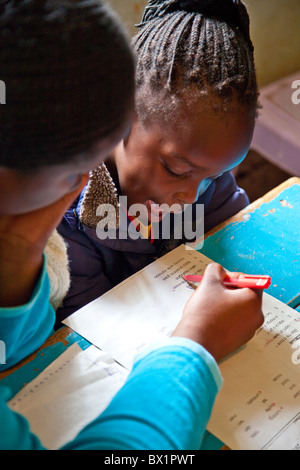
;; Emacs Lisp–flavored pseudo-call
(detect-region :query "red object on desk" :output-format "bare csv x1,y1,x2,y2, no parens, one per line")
184,274,272,289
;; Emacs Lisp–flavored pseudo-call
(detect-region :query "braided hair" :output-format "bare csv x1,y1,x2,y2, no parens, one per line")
132,0,258,122
0,0,135,170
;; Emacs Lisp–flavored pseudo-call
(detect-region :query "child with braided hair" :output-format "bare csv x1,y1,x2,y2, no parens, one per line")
57,0,259,321
0,0,264,450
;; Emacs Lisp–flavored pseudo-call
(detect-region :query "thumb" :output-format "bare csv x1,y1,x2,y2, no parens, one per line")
201,263,228,289
24,173,90,247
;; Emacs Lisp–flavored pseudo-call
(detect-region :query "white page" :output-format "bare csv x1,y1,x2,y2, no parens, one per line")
8,344,128,450
64,244,300,450
207,294,300,450
64,244,212,369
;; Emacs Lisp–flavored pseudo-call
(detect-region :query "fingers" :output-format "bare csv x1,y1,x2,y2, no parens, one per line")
201,263,228,286
230,273,264,330
7,173,90,250
174,261,265,362
38,174,89,229
203,265,265,299
199,263,235,294
225,271,241,279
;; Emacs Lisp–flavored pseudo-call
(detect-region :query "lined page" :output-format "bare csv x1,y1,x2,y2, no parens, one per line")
9,344,128,450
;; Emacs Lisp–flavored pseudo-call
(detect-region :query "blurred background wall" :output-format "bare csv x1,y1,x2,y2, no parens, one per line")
246,0,300,87
106,0,300,200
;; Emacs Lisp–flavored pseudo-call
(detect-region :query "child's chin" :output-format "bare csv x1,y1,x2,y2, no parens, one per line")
150,212,166,224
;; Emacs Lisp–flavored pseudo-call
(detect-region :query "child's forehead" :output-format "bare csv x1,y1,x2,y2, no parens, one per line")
140,85,247,124
146,100,250,139
137,100,254,172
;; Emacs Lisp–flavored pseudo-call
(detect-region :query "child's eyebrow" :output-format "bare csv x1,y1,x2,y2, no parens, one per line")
170,151,209,172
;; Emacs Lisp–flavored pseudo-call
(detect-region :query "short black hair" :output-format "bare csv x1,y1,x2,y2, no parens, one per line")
0,0,135,170
133,0,258,122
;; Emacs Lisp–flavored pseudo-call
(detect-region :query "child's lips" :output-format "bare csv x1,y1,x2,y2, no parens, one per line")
146,200,164,213
145,200,166,222
144,200,185,223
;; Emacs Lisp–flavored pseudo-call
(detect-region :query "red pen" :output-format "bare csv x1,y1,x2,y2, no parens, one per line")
184,273,272,289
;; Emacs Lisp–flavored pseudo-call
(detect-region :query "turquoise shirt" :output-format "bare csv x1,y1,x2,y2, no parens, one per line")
0,260,222,450
0,259,55,371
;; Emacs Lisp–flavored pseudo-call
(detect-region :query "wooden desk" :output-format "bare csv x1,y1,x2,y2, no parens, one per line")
1,177,299,449
202,177,300,310
200,176,300,450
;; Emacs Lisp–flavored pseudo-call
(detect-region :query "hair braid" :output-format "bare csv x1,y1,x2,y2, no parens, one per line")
167,12,194,86
132,0,258,122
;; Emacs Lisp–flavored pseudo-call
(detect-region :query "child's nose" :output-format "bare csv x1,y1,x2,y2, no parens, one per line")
173,181,200,206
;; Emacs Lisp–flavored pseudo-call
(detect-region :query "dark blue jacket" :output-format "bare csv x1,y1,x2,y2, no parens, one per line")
56,166,248,326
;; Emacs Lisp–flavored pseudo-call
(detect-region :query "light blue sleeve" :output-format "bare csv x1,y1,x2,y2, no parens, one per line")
0,336,222,450
0,257,56,450
0,257,223,451
63,338,223,450
0,260,222,452
0,386,43,450
0,256,55,371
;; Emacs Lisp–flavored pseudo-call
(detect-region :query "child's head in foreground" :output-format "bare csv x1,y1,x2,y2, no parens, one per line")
113,0,258,222
0,0,135,215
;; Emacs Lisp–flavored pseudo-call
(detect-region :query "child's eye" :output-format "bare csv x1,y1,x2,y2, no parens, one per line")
162,162,189,178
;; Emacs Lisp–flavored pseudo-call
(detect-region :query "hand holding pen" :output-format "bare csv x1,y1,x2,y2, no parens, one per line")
172,264,265,362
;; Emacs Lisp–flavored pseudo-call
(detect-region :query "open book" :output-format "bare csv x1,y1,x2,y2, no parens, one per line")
63,243,300,450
